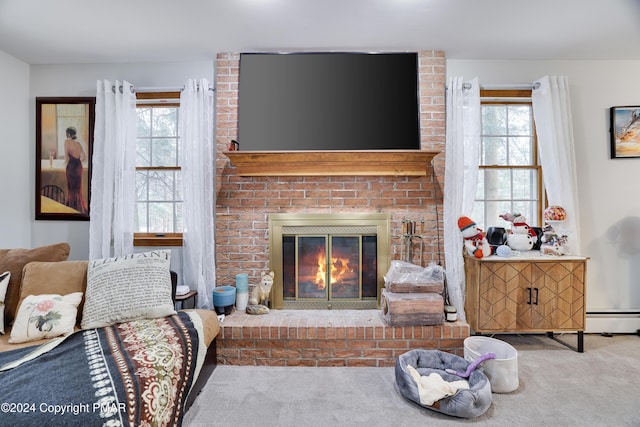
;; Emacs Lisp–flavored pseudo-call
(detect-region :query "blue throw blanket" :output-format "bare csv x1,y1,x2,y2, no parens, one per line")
0,311,200,426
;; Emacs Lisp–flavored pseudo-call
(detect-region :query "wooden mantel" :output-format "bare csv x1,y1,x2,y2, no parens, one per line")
223,150,439,176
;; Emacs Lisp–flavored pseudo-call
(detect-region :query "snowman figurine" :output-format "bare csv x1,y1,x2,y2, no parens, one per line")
500,213,537,252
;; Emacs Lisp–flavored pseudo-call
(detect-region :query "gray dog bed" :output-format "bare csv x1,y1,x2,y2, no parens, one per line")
395,349,492,418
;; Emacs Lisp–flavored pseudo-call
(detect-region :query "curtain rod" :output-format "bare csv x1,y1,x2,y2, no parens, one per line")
478,83,541,90
111,85,215,93
135,86,183,93
454,82,541,91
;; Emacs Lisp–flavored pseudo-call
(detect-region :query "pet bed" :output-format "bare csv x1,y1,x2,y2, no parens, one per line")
395,349,492,418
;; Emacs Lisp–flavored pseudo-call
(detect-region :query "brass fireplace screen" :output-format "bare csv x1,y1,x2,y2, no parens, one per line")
269,213,391,309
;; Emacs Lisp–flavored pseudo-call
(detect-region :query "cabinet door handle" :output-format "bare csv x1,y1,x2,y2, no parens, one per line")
533,287,539,305
527,287,532,305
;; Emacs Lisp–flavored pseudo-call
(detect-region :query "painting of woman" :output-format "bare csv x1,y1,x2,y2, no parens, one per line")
64,127,88,213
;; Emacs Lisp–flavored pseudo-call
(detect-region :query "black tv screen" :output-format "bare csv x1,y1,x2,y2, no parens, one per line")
238,52,420,151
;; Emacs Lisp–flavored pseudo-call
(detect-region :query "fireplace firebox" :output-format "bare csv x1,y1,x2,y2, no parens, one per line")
269,213,390,309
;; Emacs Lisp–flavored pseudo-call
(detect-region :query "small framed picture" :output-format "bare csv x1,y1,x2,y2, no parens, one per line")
36,97,95,220
610,106,640,159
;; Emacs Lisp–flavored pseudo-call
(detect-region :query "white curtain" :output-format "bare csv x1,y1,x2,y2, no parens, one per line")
443,77,481,322
89,80,137,260
180,78,216,309
532,76,581,254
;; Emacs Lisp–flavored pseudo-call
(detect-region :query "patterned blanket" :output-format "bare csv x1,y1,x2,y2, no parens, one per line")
0,311,201,426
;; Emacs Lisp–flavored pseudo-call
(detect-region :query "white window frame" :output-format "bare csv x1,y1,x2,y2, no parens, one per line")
134,91,183,246
474,89,545,231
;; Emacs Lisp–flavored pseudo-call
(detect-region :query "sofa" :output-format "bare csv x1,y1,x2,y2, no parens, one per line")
0,243,220,426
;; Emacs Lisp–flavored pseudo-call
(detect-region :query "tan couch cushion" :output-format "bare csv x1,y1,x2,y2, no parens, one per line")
0,326,55,352
18,261,88,326
0,243,70,325
186,309,221,346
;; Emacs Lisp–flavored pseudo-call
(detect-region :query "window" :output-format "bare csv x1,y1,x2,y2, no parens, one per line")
134,92,182,246
472,90,544,231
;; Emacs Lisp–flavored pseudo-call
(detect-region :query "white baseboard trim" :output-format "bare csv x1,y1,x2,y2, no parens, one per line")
586,313,640,333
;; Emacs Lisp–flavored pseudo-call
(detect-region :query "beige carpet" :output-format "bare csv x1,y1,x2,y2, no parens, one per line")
184,333,640,427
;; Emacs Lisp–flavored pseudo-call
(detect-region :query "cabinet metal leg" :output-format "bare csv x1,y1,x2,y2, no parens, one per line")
547,331,584,353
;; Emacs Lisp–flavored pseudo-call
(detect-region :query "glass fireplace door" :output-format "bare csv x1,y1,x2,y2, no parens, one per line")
282,234,377,304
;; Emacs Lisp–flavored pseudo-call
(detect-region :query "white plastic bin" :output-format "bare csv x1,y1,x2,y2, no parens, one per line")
464,336,519,393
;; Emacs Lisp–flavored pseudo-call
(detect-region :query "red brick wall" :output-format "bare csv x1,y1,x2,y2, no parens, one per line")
215,51,446,287
217,311,469,367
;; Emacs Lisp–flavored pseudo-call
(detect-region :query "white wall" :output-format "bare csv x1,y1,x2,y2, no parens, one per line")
0,57,213,277
0,51,31,247
448,60,640,332
29,61,214,261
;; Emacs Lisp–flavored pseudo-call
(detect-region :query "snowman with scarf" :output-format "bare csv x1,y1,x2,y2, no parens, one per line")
500,212,537,251
458,216,492,258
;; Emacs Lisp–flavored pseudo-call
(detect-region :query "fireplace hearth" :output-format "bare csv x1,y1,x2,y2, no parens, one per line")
269,213,390,309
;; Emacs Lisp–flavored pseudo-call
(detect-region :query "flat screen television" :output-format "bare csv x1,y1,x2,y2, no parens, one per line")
237,52,420,151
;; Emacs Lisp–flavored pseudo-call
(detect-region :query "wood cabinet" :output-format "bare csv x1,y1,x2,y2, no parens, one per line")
464,253,587,351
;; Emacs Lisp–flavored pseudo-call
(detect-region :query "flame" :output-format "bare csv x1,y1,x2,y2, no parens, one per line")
314,249,352,290
330,256,351,284
315,251,327,289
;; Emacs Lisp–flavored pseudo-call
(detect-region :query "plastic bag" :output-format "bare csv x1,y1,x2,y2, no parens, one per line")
384,260,444,285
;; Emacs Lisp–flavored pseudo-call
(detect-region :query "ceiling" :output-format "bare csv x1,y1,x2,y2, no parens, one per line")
1,0,640,65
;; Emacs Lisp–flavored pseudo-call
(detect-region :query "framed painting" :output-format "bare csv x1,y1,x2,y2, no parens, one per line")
610,106,640,159
36,97,95,220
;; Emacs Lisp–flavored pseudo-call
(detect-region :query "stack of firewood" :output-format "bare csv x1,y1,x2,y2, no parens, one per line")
381,272,444,326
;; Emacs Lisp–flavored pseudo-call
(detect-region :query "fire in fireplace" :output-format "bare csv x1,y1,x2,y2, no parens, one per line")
270,213,390,309
283,234,378,300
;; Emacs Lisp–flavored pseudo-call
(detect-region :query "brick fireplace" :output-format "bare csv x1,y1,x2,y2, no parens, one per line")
215,50,447,282
214,50,469,365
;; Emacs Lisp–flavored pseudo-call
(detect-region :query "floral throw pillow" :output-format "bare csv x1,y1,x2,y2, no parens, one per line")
0,271,9,334
9,292,83,344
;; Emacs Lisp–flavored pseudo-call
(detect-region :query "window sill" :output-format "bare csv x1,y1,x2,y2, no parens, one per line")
134,233,183,247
